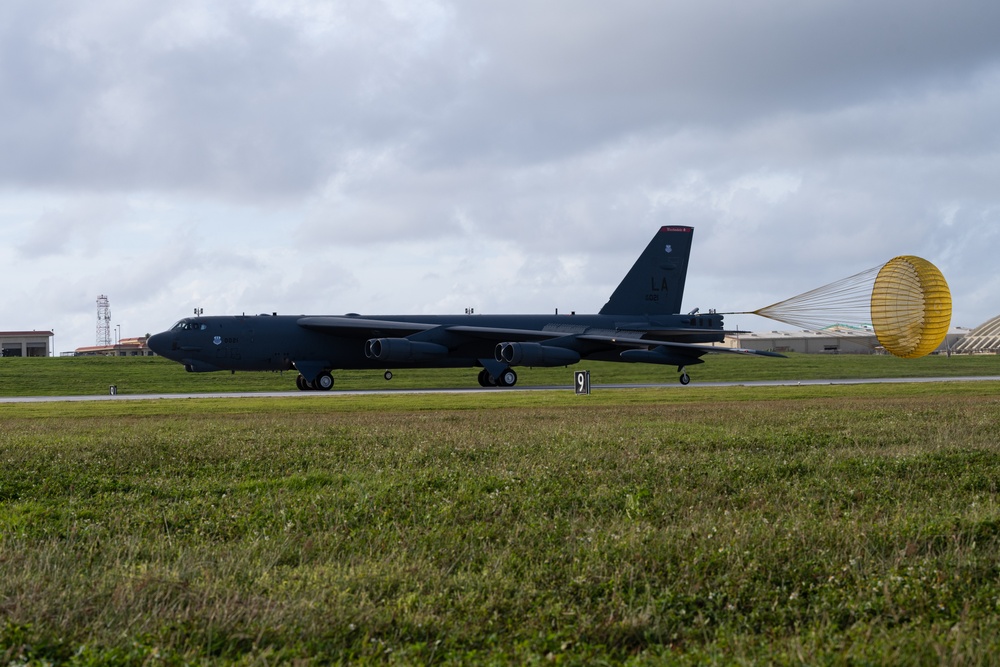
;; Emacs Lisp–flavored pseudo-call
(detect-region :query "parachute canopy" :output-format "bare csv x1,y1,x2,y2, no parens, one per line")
751,255,952,358
870,256,952,358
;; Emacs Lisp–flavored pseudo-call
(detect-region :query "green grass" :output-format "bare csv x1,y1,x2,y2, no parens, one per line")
3,383,1000,664
2,351,1000,396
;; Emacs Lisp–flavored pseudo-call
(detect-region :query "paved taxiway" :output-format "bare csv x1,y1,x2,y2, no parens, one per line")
3,376,1000,403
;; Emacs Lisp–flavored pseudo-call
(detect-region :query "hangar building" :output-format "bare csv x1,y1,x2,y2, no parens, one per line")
725,325,967,355
1,331,54,357
951,315,1000,354
725,327,877,354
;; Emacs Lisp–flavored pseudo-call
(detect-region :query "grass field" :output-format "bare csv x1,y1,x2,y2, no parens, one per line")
2,359,1000,664
1,351,1000,396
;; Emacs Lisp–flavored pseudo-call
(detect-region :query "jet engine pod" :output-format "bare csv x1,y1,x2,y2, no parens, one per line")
495,342,581,367
365,338,449,362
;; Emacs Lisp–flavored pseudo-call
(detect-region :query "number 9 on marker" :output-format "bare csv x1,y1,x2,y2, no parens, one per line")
574,370,591,395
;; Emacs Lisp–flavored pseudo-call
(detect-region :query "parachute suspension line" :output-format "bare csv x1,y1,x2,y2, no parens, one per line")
751,264,885,332
745,255,952,359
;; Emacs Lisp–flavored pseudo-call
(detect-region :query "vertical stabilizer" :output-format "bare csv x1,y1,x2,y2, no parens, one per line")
599,226,694,316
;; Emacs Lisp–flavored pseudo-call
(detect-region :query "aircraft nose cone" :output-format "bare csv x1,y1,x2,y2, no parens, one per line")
146,332,173,357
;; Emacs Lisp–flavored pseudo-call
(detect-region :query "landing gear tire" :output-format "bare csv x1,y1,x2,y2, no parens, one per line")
497,368,518,387
384,370,393,381
478,369,495,387
297,374,324,391
679,373,690,385
315,372,334,391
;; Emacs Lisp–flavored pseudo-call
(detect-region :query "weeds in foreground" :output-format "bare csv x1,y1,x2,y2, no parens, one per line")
2,387,1000,663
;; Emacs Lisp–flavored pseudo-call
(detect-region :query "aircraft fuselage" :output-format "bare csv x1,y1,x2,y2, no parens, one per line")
148,311,726,374
146,226,782,388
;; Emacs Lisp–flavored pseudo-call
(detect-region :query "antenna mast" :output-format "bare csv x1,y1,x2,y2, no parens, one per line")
97,295,112,346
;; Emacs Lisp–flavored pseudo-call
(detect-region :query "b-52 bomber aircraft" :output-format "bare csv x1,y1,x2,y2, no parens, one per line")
146,226,783,389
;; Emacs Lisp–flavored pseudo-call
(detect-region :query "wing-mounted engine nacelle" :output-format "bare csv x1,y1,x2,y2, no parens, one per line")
365,338,449,362
495,342,581,367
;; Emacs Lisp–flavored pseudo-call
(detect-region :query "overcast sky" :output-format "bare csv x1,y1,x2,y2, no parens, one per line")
2,0,998,353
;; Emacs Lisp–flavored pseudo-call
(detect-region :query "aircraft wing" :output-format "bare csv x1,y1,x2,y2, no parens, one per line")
444,325,563,342
298,317,567,342
612,325,747,337
297,316,438,337
577,333,787,358
298,316,782,353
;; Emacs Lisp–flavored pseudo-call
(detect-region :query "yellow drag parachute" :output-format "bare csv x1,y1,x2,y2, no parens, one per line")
870,256,952,358
751,256,952,358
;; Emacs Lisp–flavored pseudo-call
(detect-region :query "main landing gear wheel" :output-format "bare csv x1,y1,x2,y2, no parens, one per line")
384,370,393,381
315,372,334,391
478,367,517,387
497,368,518,387
296,373,334,391
479,368,517,387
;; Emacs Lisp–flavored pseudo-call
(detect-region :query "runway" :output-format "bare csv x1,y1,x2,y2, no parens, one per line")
3,376,1000,403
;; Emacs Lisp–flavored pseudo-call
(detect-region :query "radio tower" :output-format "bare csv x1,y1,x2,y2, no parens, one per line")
97,295,112,346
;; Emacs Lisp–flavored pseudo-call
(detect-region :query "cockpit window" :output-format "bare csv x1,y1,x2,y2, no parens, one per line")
171,320,207,331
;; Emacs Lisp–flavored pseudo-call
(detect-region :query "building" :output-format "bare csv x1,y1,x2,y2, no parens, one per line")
725,325,967,355
951,316,1000,354
74,336,155,357
725,326,879,354
0,331,54,357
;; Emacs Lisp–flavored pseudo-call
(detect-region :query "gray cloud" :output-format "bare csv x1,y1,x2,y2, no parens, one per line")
15,196,129,258
0,0,998,349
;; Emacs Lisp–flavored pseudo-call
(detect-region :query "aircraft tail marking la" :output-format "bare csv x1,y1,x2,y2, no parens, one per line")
599,226,693,317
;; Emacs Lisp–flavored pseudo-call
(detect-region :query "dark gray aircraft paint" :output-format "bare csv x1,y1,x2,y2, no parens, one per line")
147,227,783,389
